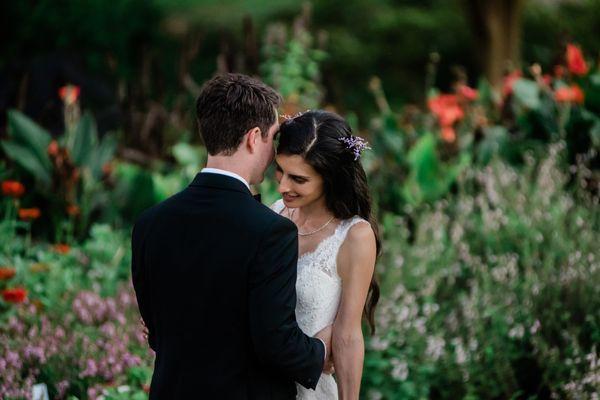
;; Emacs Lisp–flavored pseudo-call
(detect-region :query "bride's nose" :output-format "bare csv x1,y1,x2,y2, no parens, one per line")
278,176,291,194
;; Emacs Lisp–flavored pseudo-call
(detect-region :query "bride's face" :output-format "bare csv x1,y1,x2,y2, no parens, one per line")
275,154,324,209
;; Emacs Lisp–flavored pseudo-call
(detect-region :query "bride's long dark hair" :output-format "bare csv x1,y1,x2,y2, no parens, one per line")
277,110,381,334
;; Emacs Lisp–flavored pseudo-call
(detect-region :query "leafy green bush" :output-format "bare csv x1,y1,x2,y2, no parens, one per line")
365,42,599,215
362,145,599,399
1,106,116,240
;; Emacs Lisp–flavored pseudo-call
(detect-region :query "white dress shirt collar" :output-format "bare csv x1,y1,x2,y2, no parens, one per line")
200,168,250,190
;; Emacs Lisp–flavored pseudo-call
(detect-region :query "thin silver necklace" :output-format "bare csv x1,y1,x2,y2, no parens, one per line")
289,208,335,236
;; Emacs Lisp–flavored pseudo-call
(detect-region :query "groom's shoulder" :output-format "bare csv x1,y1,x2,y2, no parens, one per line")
132,190,186,232
241,197,295,231
227,197,296,241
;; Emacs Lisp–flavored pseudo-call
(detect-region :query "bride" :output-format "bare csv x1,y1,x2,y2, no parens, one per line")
271,110,380,400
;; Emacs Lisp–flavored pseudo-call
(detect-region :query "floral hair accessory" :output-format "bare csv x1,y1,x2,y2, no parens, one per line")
338,135,371,161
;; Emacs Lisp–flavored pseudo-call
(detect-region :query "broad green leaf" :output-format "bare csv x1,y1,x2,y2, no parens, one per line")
0,140,52,186
71,112,98,166
89,134,117,180
512,79,541,110
477,126,509,165
7,110,52,171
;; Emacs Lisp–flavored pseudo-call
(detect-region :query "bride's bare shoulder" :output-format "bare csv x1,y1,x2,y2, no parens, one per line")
270,198,293,219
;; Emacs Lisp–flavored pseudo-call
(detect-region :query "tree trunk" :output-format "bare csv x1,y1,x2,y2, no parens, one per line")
465,0,525,88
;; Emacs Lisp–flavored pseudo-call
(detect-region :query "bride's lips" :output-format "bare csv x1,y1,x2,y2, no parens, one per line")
283,194,299,202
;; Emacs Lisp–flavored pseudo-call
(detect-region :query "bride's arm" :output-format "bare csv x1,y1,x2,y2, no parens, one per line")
333,222,377,400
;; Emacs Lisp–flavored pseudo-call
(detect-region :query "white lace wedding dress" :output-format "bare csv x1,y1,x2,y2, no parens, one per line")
271,199,368,400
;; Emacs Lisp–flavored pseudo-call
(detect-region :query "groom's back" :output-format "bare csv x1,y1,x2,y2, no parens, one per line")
132,173,298,399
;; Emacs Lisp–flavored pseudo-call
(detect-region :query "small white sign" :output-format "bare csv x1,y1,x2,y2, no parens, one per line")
32,383,49,400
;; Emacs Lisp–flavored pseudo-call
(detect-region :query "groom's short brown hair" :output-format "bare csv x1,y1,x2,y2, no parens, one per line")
196,73,282,155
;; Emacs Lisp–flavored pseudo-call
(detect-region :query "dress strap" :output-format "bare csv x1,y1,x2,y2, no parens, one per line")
336,216,370,245
270,199,286,214
313,217,369,278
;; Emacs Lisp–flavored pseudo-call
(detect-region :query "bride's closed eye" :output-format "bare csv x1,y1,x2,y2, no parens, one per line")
290,175,308,184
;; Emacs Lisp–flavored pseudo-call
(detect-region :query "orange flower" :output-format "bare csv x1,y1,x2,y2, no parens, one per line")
102,163,113,177
457,84,478,101
555,85,585,104
47,140,59,157
18,208,41,221
502,70,522,97
2,180,25,198
441,126,457,143
66,204,80,216
2,287,27,304
428,94,464,126
53,244,71,254
0,267,16,280
566,44,588,76
428,94,464,143
59,85,80,105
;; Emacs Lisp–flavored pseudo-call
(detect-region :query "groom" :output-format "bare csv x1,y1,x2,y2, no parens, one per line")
131,73,330,399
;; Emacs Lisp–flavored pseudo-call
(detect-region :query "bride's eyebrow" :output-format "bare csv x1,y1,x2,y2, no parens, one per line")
289,173,309,180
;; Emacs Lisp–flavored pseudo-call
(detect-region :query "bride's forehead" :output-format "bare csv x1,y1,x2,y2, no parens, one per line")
275,154,315,172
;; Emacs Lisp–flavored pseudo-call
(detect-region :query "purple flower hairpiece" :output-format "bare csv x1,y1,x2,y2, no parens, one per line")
338,135,371,160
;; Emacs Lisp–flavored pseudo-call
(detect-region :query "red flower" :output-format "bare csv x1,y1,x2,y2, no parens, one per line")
2,180,25,198
53,244,71,254
566,44,588,76
18,208,41,221
555,85,585,104
457,84,478,101
428,94,463,143
0,267,16,281
542,74,553,86
502,70,522,97
47,140,59,157
66,204,80,216
2,287,27,304
59,85,80,105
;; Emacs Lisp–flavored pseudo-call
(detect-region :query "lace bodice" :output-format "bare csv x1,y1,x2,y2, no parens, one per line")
271,199,368,399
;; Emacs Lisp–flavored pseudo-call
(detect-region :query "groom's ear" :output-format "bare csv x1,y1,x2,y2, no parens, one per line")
245,127,262,153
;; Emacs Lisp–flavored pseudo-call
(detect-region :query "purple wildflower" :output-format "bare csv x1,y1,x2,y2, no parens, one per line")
338,135,372,160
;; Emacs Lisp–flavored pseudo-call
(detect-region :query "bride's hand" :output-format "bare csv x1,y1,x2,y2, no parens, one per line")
323,356,335,375
315,325,335,374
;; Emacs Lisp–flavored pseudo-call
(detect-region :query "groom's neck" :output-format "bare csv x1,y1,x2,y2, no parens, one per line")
205,154,252,184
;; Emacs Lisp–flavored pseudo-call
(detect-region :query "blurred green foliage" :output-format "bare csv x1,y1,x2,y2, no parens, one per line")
2,0,599,119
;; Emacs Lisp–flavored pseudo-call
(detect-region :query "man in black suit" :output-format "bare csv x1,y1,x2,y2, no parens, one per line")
131,73,330,399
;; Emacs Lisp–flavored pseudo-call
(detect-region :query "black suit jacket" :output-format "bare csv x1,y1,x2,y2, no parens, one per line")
131,172,325,399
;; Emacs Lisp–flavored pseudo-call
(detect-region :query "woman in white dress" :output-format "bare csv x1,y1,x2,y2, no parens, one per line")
271,110,380,400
